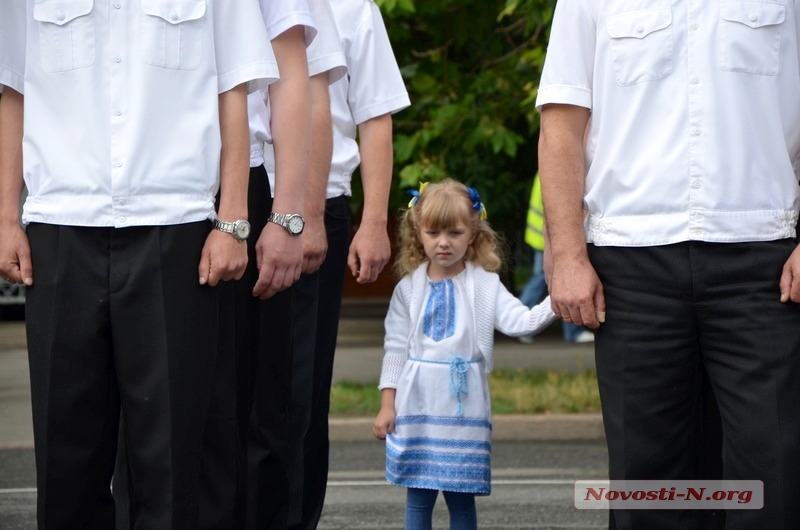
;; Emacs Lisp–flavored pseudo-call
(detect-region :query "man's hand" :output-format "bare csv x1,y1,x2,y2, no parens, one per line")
347,221,391,284
252,222,303,299
198,229,248,286
0,223,33,286
779,243,800,303
301,215,327,274
549,254,606,329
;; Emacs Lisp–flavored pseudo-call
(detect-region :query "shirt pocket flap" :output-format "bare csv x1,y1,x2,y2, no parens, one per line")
33,0,93,25
141,0,206,24
607,9,672,39
720,2,785,29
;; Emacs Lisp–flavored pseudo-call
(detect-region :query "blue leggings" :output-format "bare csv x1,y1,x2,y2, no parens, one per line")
405,487,477,530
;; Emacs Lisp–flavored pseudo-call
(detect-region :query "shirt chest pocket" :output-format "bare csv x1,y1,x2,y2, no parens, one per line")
606,8,674,86
33,0,96,73
720,1,785,76
140,0,206,70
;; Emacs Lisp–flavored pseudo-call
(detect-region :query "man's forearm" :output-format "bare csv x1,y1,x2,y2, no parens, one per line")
269,26,311,215
306,73,333,221
356,114,393,227
0,88,24,225
217,84,250,221
538,104,591,260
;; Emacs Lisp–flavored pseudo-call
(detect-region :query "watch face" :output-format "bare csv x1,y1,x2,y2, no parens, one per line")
234,220,251,240
287,216,304,235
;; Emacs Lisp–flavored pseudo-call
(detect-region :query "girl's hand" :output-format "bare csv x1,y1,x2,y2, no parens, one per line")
372,407,396,440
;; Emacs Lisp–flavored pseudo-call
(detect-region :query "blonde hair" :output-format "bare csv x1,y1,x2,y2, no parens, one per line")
394,178,502,277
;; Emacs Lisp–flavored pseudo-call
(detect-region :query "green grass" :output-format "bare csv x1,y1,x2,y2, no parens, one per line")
329,369,601,417
329,381,385,417
489,369,601,414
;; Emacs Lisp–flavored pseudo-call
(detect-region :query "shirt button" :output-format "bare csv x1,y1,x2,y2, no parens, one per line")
114,2,121,7
114,56,122,63
636,24,645,34
118,199,126,206
114,110,122,116
57,11,65,21
690,76,700,85
691,181,702,189
115,161,123,168
691,128,701,136
118,217,127,224
690,22,699,30
691,228,701,235
748,13,758,22
694,213,704,221
170,13,179,21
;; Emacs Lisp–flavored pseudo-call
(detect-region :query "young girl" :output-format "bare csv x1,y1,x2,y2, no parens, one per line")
372,179,556,529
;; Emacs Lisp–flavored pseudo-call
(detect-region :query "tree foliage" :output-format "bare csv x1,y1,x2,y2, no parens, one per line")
371,0,556,274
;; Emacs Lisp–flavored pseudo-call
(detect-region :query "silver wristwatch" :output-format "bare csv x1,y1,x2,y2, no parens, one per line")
213,219,251,241
268,212,305,235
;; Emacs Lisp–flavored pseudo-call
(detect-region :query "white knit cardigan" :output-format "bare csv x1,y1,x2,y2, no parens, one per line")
379,261,556,389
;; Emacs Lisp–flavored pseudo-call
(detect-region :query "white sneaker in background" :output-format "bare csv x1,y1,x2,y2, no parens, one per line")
573,330,595,343
518,335,535,344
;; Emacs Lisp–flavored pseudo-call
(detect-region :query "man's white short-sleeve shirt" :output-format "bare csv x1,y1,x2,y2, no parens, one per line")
305,0,347,84
537,0,800,246
325,0,410,199
0,4,25,92
2,0,277,228
260,0,317,44
260,0,349,181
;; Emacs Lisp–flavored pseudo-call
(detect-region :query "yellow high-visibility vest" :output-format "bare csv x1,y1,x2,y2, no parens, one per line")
525,174,545,251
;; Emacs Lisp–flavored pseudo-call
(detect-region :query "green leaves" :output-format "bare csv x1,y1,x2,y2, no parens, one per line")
373,0,555,267
382,0,554,176
375,0,416,16
344,1,556,281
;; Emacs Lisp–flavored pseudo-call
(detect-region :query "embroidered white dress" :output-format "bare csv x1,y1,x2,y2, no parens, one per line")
386,273,493,494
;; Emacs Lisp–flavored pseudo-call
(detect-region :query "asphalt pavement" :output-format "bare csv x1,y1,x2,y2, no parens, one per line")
0,439,610,529
0,305,607,529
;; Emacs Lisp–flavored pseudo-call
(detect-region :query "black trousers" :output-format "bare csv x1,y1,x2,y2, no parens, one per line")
196,166,295,530
27,222,218,530
285,256,319,527
288,196,350,530
589,241,800,530
221,193,350,530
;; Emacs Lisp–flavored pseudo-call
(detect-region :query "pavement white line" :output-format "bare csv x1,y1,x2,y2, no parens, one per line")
327,469,603,480
2,480,585,493
327,479,579,487
0,442,35,450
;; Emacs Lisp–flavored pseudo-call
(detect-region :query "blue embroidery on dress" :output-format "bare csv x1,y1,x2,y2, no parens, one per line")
387,436,491,452
387,461,490,482
386,446,491,466
395,415,492,430
423,278,455,341
385,475,491,495
386,416,493,494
